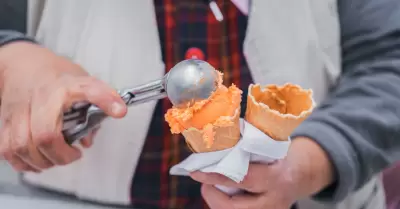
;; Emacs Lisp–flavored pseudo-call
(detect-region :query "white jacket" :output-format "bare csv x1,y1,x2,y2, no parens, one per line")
24,1,385,208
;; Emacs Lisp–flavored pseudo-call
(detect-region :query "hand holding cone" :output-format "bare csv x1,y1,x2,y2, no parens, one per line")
165,63,315,152
166,73,316,196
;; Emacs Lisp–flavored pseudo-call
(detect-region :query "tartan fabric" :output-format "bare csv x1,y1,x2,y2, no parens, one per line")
130,0,252,208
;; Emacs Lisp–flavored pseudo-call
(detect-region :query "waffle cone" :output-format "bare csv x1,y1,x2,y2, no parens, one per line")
245,83,315,141
182,108,241,153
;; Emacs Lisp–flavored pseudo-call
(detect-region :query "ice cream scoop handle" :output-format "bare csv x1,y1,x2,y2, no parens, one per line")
120,79,165,106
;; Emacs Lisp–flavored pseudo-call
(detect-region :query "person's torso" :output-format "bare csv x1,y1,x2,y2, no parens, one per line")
24,1,388,209
130,1,252,208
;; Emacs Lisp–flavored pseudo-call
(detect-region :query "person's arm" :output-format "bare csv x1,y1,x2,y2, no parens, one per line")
0,30,35,47
291,0,400,202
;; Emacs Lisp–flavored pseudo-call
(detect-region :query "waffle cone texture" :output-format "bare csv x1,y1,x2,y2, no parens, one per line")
245,83,315,141
182,108,241,153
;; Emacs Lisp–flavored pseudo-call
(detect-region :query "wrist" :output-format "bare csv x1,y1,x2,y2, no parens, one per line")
0,30,36,48
287,137,335,198
0,42,40,93
0,41,40,69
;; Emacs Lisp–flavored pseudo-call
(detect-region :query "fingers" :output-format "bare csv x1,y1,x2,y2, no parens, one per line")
10,116,54,170
231,193,264,209
30,94,82,165
201,184,234,209
195,163,296,209
191,164,271,193
201,184,291,209
9,106,53,169
13,75,118,167
0,89,48,172
65,76,127,118
3,153,39,173
31,127,82,165
0,126,38,172
2,108,78,169
191,172,241,189
80,135,93,148
232,193,292,209
28,82,84,165
79,128,98,148
238,163,274,193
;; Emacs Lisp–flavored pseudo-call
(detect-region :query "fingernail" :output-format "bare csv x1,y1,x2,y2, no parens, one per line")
190,172,201,180
111,102,124,115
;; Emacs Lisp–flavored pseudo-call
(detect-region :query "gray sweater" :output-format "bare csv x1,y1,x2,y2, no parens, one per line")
1,0,400,204
292,0,400,203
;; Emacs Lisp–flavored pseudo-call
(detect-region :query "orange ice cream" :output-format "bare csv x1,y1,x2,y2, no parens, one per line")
165,71,242,151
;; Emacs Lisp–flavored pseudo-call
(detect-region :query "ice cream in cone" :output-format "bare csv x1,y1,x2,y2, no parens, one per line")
165,71,242,153
245,83,315,141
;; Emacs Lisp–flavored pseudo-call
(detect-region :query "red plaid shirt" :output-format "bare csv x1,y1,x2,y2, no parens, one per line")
130,0,252,208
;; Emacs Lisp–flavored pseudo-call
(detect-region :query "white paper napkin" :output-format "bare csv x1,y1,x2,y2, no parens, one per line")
169,118,291,195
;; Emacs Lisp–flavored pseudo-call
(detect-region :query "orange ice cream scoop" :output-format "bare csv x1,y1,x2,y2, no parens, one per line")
165,71,242,152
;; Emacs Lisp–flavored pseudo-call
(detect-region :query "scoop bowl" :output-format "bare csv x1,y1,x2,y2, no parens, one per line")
165,59,219,107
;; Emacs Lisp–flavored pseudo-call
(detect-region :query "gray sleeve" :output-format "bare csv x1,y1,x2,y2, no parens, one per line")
0,30,35,47
291,0,400,203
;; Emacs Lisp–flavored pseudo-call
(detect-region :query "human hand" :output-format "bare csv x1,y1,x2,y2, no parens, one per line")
0,42,127,172
190,137,335,209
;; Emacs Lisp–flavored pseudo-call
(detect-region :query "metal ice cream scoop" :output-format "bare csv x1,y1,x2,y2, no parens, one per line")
62,59,219,144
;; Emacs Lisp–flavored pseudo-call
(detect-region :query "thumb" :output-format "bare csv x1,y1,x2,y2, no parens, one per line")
68,77,127,118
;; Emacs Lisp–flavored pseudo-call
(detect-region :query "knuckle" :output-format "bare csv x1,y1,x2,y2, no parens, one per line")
12,163,29,172
37,161,53,169
51,87,68,103
0,144,9,156
11,137,30,157
33,154,54,169
55,85,68,95
38,139,54,149
281,172,295,187
0,141,11,157
56,156,76,166
55,151,81,166
13,145,29,156
241,173,253,185
241,175,259,192
56,158,69,166
34,132,57,148
1,152,11,161
85,76,98,83
48,156,65,166
1,115,12,126
74,76,94,89
68,152,82,163
5,155,29,172
200,185,208,197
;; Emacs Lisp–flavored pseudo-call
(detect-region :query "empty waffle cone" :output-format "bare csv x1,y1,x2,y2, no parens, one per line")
182,108,241,153
245,83,315,141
